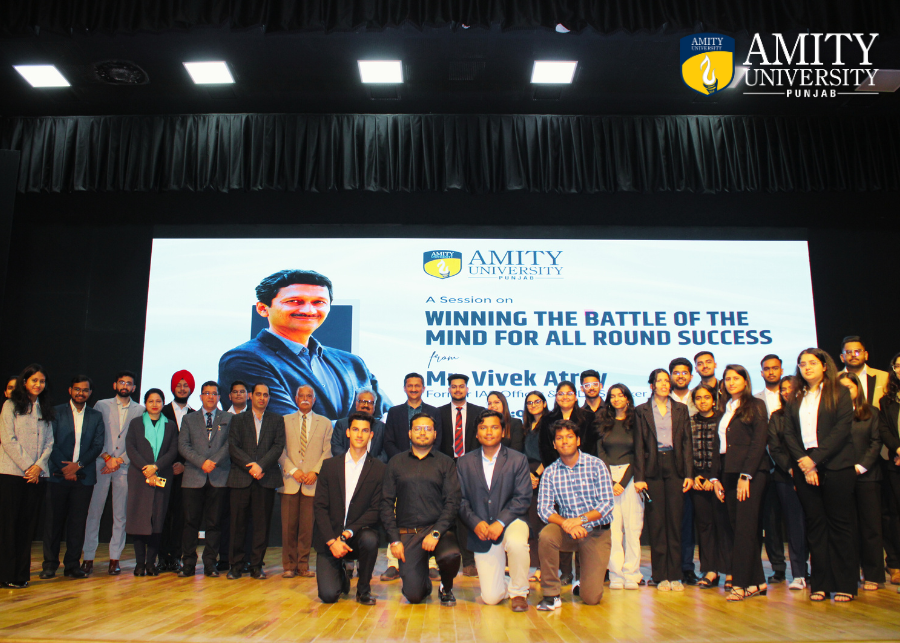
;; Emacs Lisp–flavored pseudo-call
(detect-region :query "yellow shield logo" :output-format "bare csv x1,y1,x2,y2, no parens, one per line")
681,34,735,95
423,250,461,279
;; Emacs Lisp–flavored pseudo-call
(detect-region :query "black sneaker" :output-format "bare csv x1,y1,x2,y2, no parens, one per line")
380,566,400,581
439,583,457,606
682,570,700,586
560,573,574,586
768,572,786,584
536,596,561,611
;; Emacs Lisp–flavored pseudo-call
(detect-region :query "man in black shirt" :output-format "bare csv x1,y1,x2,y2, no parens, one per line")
382,412,462,605
580,369,605,419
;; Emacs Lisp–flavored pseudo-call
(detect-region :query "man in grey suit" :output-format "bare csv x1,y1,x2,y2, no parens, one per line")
457,410,532,611
331,388,387,463
226,383,286,579
279,385,333,578
82,371,145,576
178,381,233,577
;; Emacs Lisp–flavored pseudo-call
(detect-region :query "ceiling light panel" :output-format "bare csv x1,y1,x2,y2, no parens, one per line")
14,65,70,87
358,60,403,83
531,61,577,84
183,61,234,84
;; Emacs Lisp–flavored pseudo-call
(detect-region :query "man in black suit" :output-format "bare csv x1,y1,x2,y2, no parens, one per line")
331,388,388,463
313,412,385,605
40,375,105,579
159,369,195,572
226,383,286,579
437,373,484,576
457,410,532,611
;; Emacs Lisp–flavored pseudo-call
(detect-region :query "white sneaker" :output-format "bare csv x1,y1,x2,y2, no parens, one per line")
657,580,671,591
788,577,807,590
537,596,562,611
670,580,684,592
624,580,640,590
609,581,625,589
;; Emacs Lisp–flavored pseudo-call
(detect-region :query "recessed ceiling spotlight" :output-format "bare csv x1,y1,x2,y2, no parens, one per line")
183,61,234,85
14,65,70,88
358,60,403,83
531,61,577,84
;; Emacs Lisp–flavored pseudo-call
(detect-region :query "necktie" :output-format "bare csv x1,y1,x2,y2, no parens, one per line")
454,407,464,458
206,412,213,441
300,414,308,459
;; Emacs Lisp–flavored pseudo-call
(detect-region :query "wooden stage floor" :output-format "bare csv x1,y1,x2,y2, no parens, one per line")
1,544,898,643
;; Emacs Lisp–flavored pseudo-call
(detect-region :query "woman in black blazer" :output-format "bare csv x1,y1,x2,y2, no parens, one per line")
838,371,884,590
486,390,525,453
125,388,179,576
540,381,595,467
783,348,857,602
880,352,900,582
715,365,769,601
633,368,693,591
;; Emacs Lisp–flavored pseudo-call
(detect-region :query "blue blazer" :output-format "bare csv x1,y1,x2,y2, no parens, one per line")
48,403,105,485
457,445,532,554
383,402,443,459
331,416,388,463
217,329,391,420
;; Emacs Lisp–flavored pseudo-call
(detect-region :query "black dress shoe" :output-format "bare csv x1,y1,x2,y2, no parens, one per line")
683,570,700,586
356,591,376,605
204,567,220,577
241,562,251,574
177,567,196,577
148,565,160,577
250,567,267,579
39,570,56,579
560,573,574,586
769,572,786,584
134,565,147,577
227,567,242,579
5,581,28,589
439,584,456,606
216,560,230,572
173,560,183,572
64,568,87,579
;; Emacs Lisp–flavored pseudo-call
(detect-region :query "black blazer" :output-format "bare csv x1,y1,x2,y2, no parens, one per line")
503,418,526,453
48,403,105,485
227,410,286,488
383,402,443,459
783,385,855,470
438,402,486,459
721,397,769,475
540,406,595,467
766,411,793,484
633,399,692,481
312,452,385,550
162,402,194,464
880,395,900,466
851,413,883,482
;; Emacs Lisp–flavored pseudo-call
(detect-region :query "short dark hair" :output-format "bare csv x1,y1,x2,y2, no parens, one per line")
648,368,669,387
410,411,436,426
115,370,137,383
70,374,93,389
255,269,333,306
200,381,218,392
251,382,269,394
841,335,865,351
694,351,715,363
404,372,424,385
668,357,692,374
760,354,782,367
691,383,717,403
143,388,165,405
550,419,580,438
230,380,248,393
580,369,600,381
347,411,374,428
448,373,469,385
477,409,503,426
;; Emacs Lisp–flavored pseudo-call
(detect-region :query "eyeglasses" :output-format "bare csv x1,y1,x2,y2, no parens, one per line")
581,382,601,389
526,400,544,407
116,380,135,387
72,387,91,394
893,364,900,372
201,392,219,397
357,400,375,406
843,349,863,357
411,426,435,433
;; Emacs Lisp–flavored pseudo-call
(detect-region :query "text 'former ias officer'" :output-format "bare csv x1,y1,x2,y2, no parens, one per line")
218,269,391,420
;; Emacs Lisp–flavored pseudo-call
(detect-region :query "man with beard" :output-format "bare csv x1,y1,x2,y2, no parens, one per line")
82,371,145,576
668,357,698,585
158,370,195,572
694,352,719,402
580,370,605,420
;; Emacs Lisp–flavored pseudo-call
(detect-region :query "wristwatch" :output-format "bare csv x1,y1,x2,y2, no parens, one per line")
76,461,83,469
580,514,589,525
739,473,752,481
431,530,441,540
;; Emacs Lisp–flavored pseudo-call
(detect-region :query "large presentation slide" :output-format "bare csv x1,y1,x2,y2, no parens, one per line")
141,238,817,419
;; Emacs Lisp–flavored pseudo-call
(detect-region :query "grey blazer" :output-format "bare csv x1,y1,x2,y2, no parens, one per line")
0,399,53,476
179,409,233,488
93,397,145,469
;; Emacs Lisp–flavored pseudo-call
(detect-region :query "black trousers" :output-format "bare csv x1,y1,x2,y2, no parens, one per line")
398,530,461,604
159,471,183,563
855,479,885,583
793,466,858,595
456,516,475,568
42,480,93,572
724,472,767,588
133,533,161,567
761,476,786,573
645,450,684,583
316,527,379,603
882,462,900,569
692,488,733,575
774,479,808,578
229,483,275,569
681,488,695,572
182,481,224,569
0,474,45,585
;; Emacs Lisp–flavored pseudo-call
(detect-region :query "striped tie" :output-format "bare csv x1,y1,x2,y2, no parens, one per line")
454,407,464,458
300,414,308,459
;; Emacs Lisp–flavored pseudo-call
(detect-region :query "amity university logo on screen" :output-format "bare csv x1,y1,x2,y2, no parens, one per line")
682,32,881,99
423,250,563,280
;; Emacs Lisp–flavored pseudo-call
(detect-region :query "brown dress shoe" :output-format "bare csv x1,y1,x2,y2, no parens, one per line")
462,565,479,577
282,570,297,578
889,568,900,584
298,569,316,578
108,560,121,576
81,560,94,576
511,596,529,612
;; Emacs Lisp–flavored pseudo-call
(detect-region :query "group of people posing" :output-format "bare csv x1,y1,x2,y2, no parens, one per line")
2,335,899,611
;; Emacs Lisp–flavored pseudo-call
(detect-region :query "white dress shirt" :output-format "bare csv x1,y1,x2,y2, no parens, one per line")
70,400,85,461
762,387,781,419
344,451,367,526
800,386,822,450
718,398,740,455
170,402,191,430
857,365,869,401
482,447,499,490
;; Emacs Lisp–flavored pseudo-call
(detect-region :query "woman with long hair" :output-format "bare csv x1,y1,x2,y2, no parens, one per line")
522,390,548,582
715,365,769,601
0,364,55,588
838,371,884,590
880,352,900,591
595,384,643,589
541,381,595,466
689,383,733,590
126,388,179,576
634,368,693,592
486,390,525,453
783,348,857,602
766,376,809,590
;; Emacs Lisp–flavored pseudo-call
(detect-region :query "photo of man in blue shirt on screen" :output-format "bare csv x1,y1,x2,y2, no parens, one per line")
217,269,390,420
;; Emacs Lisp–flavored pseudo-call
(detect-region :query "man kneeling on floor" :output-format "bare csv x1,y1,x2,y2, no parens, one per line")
537,419,615,610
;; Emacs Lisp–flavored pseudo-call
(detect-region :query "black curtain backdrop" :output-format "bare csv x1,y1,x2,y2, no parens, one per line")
3,114,900,194
1,0,898,35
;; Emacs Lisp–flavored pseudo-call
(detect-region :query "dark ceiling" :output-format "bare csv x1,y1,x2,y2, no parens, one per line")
1,23,898,117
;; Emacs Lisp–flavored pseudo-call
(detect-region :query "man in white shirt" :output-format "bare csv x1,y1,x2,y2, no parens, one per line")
755,354,784,419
